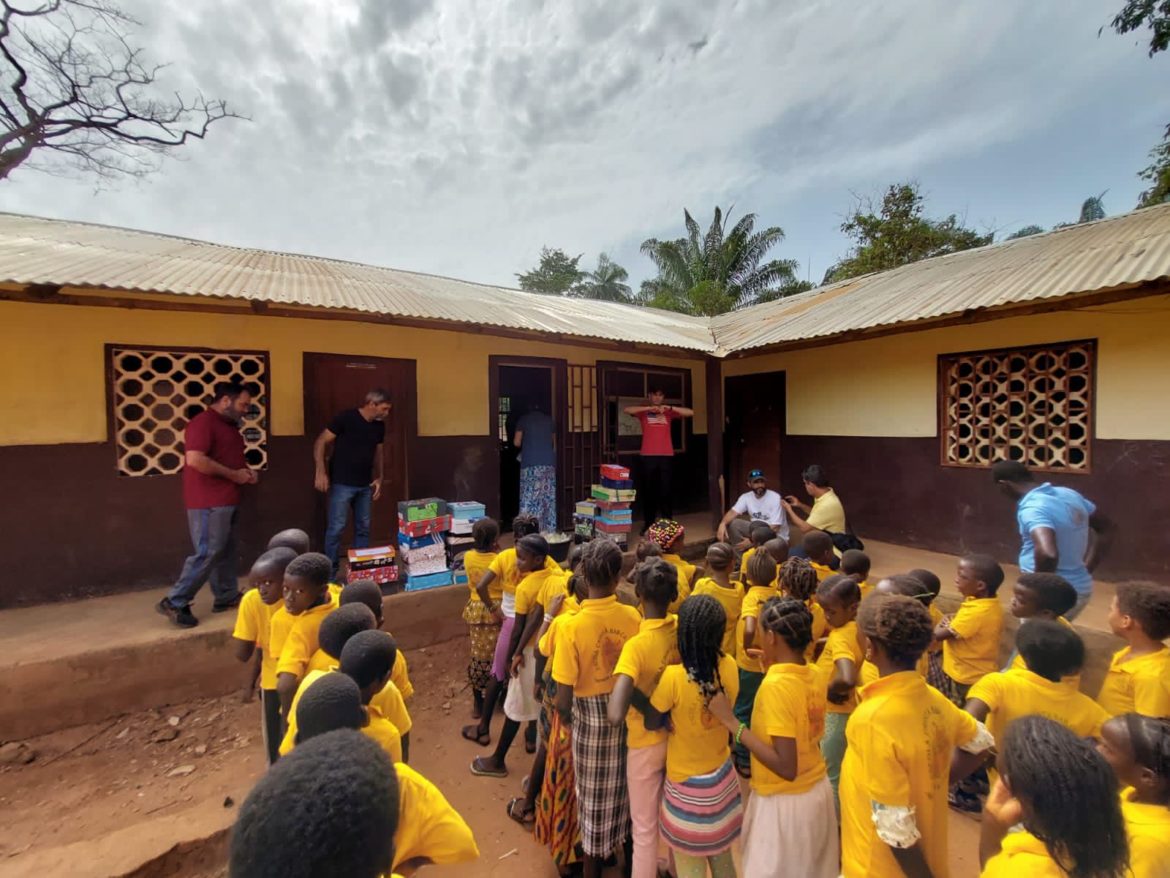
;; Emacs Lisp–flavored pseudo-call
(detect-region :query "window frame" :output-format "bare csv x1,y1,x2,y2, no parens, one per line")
597,360,691,459
936,338,1096,475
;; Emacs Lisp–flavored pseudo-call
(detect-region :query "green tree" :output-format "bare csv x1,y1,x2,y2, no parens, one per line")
1137,128,1170,205
1006,224,1046,240
1109,0,1170,55
824,183,992,283
573,253,633,303
1078,193,1107,222
515,247,585,295
639,207,805,316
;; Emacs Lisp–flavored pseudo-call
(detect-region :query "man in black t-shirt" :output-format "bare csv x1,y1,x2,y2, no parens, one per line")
313,389,392,573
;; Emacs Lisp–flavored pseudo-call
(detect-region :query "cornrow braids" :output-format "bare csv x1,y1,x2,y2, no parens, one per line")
677,594,727,704
817,573,861,605
512,513,540,539
636,558,680,607
581,538,623,590
746,549,777,589
780,557,819,602
758,596,813,652
1001,716,1129,878
856,593,933,667
516,534,550,564
1126,713,1170,783
705,541,735,572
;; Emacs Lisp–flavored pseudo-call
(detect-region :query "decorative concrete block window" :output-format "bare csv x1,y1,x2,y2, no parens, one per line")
939,339,1094,472
107,345,269,477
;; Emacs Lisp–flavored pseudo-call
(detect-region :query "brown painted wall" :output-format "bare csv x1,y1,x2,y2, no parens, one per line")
779,436,1170,581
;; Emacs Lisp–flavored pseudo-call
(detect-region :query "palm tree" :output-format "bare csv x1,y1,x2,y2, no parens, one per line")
639,207,804,316
574,253,633,303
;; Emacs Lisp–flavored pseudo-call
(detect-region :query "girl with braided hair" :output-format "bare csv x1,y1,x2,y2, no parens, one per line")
708,597,836,878
779,556,826,661
840,594,993,878
858,574,935,686
647,594,742,878
691,542,744,656
551,538,641,878
730,549,778,777
981,715,1129,878
648,518,700,598
1097,713,1170,877
815,573,863,811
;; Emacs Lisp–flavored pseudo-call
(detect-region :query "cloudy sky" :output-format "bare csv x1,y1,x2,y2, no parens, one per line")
2,0,1167,288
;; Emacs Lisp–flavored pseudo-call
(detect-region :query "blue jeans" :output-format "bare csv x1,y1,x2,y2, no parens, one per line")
167,505,240,609
325,483,372,570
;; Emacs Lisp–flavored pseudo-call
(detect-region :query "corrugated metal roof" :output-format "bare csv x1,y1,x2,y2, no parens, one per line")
709,202,1170,354
1,204,1169,357
0,213,718,353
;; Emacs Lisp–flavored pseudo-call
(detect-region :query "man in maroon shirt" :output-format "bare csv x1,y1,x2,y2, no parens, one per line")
157,382,259,628
624,386,694,532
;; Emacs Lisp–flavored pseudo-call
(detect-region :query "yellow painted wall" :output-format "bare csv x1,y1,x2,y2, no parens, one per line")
0,298,707,445
721,294,1170,440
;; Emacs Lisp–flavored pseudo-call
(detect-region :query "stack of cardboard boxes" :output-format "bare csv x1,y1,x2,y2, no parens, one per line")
589,463,636,549
346,545,398,586
398,498,453,591
446,501,486,586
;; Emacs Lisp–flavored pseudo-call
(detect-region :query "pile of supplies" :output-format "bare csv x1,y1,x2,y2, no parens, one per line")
346,545,398,585
587,463,636,549
398,498,452,591
446,501,486,586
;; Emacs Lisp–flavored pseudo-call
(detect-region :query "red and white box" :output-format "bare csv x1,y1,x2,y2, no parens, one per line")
347,546,398,585
600,463,631,481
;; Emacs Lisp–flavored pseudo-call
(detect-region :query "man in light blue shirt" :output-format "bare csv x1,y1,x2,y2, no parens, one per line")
992,460,1112,619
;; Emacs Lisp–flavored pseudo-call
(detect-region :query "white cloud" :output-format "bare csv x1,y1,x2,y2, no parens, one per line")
0,0,1164,287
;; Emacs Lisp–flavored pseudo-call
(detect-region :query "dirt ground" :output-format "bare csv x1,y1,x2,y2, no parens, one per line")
1,636,981,878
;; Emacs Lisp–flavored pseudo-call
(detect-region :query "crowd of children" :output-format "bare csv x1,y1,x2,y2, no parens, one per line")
226,515,1170,878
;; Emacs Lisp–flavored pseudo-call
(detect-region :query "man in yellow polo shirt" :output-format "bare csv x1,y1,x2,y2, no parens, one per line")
784,464,848,557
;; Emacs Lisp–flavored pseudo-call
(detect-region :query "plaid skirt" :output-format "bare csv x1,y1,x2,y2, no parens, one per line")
660,758,743,857
571,693,630,858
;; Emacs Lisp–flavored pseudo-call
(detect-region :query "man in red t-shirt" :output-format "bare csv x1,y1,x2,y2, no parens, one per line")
624,386,694,532
157,381,259,628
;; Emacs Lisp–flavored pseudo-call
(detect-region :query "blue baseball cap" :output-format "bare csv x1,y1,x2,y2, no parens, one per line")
748,469,766,480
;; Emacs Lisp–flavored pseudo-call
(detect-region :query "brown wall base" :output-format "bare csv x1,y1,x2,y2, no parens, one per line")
779,436,1170,581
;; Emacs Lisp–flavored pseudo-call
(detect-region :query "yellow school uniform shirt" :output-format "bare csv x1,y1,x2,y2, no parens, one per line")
232,589,281,689
980,830,1065,878
942,596,1004,685
392,762,479,870
840,671,980,878
277,598,337,679
1120,787,1170,878
750,661,828,796
278,670,401,762
817,619,863,714
800,597,829,662
613,615,681,749
515,567,567,617
372,678,412,736
665,562,692,615
1009,616,1080,688
304,643,410,701
463,549,500,604
489,549,559,596
662,552,696,587
279,668,331,755
267,606,296,675
538,597,581,659
1096,645,1170,717
807,488,846,533
856,579,872,598
691,577,744,655
810,561,834,583
735,585,778,673
551,595,641,697
860,651,930,687
968,668,1107,752
650,653,740,783
739,547,757,580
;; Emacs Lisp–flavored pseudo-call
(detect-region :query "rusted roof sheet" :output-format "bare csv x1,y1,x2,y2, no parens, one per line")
709,202,1170,353
1,204,1169,356
0,213,717,352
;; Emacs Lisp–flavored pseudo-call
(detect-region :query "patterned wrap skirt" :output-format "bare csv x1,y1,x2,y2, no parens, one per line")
659,758,743,857
534,702,582,867
520,464,557,534
462,598,499,692
571,693,631,858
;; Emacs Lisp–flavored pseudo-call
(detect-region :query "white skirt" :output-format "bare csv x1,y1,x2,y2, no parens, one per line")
741,775,838,878
503,645,541,722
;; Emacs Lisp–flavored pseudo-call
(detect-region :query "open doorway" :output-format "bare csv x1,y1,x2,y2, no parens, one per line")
494,362,556,531
724,370,786,495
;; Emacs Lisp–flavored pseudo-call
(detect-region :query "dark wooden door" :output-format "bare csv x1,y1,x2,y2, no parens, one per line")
303,353,417,549
725,371,786,494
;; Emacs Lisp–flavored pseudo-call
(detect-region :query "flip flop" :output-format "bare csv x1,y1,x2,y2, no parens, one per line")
470,756,507,778
506,797,535,825
461,724,490,746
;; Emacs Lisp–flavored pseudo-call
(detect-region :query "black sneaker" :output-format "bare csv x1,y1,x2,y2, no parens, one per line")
157,598,199,628
212,593,242,613
948,788,982,814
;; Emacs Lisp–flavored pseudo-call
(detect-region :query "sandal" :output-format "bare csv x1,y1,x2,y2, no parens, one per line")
506,796,535,825
461,724,490,746
470,756,507,778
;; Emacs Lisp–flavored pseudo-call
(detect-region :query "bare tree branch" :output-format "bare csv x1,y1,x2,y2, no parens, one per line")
0,0,244,182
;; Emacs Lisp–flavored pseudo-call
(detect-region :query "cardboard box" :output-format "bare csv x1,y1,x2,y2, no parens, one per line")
574,500,599,518
346,547,398,585
398,514,452,538
398,498,449,522
600,464,630,481
405,569,454,591
591,485,637,503
448,501,486,520
600,476,635,490
594,519,633,534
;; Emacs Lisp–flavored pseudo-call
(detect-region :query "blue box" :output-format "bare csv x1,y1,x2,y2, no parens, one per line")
600,477,635,490
448,500,487,520
405,569,453,591
398,531,444,551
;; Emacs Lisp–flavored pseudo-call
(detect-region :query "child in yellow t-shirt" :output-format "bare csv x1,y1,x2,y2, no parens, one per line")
229,729,401,878
691,541,744,655
339,630,407,762
307,603,377,674
462,518,501,720
858,574,939,685
778,557,825,661
710,596,836,878
815,573,863,809
839,594,992,878
1096,712,1170,878
551,539,641,876
292,670,401,762
732,550,779,777
232,547,295,764
607,559,680,878
738,521,775,581
276,553,338,719
339,579,413,699
648,594,743,877
966,621,1108,781
907,567,945,685
839,549,872,598
1097,580,1170,717
933,553,1005,704
980,716,1127,878
803,531,839,583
